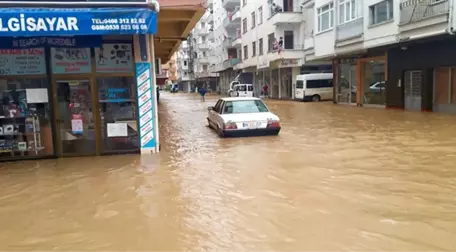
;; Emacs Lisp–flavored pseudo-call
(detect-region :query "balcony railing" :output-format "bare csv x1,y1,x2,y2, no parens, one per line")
399,0,449,25
223,38,235,48
336,17,364,41
222,0,240,10
268,5,302,19
223,58,241,68
268,43,305,53
223,7,241,28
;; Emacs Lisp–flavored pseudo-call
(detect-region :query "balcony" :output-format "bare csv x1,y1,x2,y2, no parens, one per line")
222,58,241,69
336,17,364,42
195,26,211,36
222,0,240,10
268,44,305,62
196,71,214,78
269,6,303,25
223,8,241,29
198,57,210,64
202,10,214,24
223,38,235,48
198,43,210,50
399,0,449,26
231,28,242,48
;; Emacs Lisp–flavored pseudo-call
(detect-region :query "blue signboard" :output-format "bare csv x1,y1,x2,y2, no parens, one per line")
135,62,156,150
0,7,157,37
0,36,103,49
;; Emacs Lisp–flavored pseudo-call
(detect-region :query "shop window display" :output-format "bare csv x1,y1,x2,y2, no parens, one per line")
362,60,386,105
97,77,139,153
0,78,53,159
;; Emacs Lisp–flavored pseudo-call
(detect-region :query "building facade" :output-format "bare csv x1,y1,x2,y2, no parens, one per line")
206,0,330,98
310,0,456,115
176,0,219,92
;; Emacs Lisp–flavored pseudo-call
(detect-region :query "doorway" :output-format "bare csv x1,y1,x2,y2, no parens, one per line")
404,71,422,111
54,79,97,156
337,63,357,104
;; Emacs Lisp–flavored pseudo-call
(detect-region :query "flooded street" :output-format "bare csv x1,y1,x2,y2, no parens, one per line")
1,92,456,251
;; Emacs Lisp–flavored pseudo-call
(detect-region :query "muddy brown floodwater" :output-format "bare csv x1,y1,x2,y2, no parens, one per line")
1,92,456,251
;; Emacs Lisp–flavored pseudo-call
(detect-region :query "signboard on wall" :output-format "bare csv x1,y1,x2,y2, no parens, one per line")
0,36,103,49
51,48,91,74
279,59,301,68
95,44,133,73
0,48,46,75
135,62,156,151
0,8,157,37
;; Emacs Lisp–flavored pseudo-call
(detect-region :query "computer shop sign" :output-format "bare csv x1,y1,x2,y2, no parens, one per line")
0,7,157,37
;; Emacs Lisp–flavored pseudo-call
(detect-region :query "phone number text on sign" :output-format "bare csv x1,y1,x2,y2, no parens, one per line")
91,18,148,31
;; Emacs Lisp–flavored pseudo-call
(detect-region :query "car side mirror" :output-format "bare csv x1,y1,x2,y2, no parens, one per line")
208,106,214,111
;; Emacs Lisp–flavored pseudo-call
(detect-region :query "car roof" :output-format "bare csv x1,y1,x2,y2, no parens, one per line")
220,97,261,102
233,83,253,86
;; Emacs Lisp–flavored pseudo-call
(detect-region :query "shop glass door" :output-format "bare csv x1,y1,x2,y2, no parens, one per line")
338,64,357,104
55,80,97,156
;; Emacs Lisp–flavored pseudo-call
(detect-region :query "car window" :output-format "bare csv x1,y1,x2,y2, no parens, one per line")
234,85,240,91
214,100,222,113
377,82,385,88
296,80,304,89
223,100,269,114
247,85,253,91
239,85,247,91
306,79,333,89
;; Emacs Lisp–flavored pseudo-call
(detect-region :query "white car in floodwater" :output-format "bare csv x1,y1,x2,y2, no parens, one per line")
207,97,281,137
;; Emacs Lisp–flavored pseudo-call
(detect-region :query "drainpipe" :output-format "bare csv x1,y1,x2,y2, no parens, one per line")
448,0,454,35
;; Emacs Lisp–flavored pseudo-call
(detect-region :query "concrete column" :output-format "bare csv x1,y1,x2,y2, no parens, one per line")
278,68,282,99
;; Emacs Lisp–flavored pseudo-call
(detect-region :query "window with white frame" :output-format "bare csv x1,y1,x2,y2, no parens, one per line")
258,7,263,24
339,0,357,24
242,18,247,33
317,2,334,32
251,11,256,28
369,0,393,25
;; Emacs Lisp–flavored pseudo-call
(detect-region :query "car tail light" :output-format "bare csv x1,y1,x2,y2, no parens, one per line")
223,121,237,130
267,119,280,128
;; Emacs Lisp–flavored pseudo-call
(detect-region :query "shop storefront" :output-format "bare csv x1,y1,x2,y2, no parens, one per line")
388,36,456,114
0,6,158,161
334,54,387,107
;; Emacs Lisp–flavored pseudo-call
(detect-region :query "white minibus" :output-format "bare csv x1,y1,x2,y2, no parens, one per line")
295,73,334,102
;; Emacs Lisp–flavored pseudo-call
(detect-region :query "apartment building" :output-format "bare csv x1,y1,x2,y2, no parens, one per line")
176,41,194,92
177,0,218,92
310,0,456,115
205,0,254,94
238,0,311,98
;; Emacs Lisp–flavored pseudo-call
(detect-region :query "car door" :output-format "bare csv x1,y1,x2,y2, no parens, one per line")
214,100,225,128
247,85,254,97
238,85,247,97
209,99,222,125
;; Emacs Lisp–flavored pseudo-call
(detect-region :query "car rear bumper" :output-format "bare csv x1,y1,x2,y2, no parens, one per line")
222,127,281,137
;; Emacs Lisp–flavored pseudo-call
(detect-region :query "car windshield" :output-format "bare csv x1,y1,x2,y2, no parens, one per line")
223,100,269,114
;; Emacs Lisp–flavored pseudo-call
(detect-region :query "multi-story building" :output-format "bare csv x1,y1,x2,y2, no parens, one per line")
207,0,254,94
209,0,330,98
238,0,311,99
176,0,219,92
310,0,456,115
176,40,195,92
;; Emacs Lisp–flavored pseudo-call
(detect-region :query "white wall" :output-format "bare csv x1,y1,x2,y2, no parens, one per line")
363,0,400,49
313,0,335,58
210,0,232,71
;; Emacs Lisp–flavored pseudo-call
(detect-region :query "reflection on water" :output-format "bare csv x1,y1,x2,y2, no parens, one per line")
1,92,456,251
